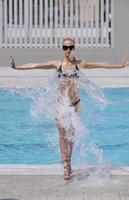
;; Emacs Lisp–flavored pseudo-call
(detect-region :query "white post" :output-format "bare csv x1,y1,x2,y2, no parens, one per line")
9,0,13,47
19,0,23,48
34,0,38,47
24,0,29,48
39,0,43,48
4,0,7,47
14,0,18,48
54,0,58,48
105,0,109,47
69,0,73,39
49,0,53,47
111,0,114,48
45,0,48,47
29,0,33,48
59,0,63,47
80,0,84,47
0,0,2,47
101,0,104,47
95,0,99,47
90,0,94,47
85,0,89,47
65,0,68,37
75,0,79,45
83,0,85,47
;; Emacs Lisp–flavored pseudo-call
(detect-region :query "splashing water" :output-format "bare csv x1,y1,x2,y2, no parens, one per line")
9,70,110,178
78,71,111,107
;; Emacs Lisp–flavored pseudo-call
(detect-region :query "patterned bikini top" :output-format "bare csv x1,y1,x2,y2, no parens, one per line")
57,59,79,79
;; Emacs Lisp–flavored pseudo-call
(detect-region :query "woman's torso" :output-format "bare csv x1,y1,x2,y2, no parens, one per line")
57,60,80,112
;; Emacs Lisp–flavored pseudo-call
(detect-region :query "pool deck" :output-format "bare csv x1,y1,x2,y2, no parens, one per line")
0,164,129,200
0,65,129,87
1,64,129,199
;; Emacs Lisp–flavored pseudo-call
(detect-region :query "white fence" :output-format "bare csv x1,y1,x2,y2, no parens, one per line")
0,0,113,48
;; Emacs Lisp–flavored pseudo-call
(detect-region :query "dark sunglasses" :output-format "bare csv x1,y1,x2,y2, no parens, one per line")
62,45,75,51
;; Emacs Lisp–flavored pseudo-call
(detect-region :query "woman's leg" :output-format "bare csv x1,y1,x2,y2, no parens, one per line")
58,125,74,161
57,123,74,180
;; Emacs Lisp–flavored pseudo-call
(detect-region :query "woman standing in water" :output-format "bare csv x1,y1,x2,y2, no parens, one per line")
11,38,129,180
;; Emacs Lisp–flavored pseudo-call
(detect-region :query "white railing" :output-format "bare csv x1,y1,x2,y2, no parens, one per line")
0,0,113,48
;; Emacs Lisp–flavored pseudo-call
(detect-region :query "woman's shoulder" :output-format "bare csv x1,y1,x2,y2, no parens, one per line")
55,60,63,69
75,59,88,68
48,60,62,69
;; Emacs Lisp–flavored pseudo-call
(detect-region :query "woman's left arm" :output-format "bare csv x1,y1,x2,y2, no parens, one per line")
81,56,129,69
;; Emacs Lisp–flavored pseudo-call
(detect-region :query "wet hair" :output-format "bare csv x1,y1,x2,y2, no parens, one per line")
62,38,75,44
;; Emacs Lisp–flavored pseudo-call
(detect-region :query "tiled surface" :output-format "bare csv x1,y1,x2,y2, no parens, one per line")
0,165,129,200
0,174,129,200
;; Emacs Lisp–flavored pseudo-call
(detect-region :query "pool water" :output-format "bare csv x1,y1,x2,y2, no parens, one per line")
0,87,129,165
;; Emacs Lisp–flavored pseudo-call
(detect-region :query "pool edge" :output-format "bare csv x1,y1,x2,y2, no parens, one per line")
0,164,129,176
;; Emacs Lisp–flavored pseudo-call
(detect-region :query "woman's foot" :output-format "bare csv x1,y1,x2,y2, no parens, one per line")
63,159,72,180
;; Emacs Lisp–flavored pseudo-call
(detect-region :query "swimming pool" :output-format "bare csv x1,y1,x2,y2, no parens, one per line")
0,87,129,165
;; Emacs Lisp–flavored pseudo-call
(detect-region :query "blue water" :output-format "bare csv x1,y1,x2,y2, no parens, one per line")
0,87,129,165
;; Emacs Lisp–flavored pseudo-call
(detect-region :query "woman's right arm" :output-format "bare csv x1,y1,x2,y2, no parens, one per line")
10,57,58,70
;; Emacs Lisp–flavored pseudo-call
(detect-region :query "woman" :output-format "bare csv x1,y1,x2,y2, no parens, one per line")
11,38,129,180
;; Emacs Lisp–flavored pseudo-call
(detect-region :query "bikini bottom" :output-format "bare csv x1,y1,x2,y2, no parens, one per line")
69,99,80,107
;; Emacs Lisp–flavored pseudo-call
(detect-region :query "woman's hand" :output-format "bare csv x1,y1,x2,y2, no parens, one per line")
121,56,129,67
10,56,16,69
